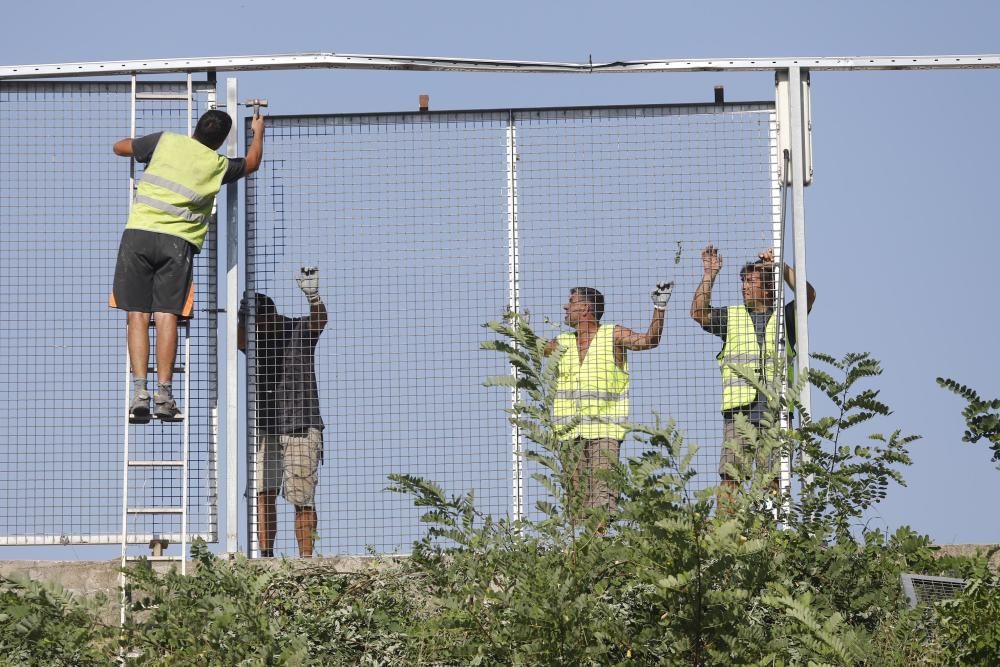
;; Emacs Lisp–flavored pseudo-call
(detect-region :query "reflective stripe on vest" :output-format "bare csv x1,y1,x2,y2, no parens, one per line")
125,132,229,251
553,415,629,426
139,173,217,208
555,389,630,402
552,324,629,440
717,305,794,412
132,194,205,224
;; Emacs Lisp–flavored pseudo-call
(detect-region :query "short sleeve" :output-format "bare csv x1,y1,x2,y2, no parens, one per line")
700,307,728,340
131,132,162,164
784,301,797,349
221,157,246,185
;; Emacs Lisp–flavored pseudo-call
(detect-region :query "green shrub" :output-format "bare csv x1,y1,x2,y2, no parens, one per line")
1,311,996,665
0,573,114,666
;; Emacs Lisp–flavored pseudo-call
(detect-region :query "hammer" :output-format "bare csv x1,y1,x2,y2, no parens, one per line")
242,98,269,118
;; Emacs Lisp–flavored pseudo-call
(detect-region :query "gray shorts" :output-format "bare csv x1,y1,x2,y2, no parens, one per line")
256,428,323,507
719,418,777,480
112,229,194,315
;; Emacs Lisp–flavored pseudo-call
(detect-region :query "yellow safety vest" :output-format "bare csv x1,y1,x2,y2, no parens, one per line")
717,305,795,412
125,132,229,251
553,324,629,440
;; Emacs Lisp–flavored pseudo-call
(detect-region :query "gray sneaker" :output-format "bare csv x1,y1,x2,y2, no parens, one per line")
153,388,182,422
129,390,151,424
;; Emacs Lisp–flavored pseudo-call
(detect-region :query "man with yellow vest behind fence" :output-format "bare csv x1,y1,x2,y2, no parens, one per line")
690,245,816,507
544,283,672,513
112,110,265,422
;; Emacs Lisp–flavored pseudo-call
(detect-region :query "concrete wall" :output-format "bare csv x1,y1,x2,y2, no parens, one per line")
0,555,378,624
1,546,996,620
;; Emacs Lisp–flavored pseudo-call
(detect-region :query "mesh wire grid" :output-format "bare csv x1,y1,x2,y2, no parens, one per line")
0,80,219,547
900,573,971,608
246,102,784,556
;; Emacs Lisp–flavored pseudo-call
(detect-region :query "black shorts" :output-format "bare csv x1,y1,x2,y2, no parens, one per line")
112,229,194,314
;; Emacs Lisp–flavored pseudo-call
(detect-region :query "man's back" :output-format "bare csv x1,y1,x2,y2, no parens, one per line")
256,315,324,435
125,132,238,251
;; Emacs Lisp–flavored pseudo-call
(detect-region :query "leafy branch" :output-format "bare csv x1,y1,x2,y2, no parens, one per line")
790,352,916,535
937,377,1000,466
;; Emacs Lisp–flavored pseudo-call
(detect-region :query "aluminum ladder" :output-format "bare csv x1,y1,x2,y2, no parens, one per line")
119,74,196,625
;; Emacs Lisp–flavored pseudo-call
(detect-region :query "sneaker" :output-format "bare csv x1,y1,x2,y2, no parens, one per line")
153,388,182,422
129,391,151,424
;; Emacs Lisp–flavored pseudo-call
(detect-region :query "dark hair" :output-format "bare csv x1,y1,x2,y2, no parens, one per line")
570,286,605,321
739,261,776,297
193,110,232,149
254,293,277,316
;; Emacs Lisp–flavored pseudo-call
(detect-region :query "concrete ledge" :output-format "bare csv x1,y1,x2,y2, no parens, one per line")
933,544,1000,571
0,545,994,609
0,555,394,625
0,555,391,601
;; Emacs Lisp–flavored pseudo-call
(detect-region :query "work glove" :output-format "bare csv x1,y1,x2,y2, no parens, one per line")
296,266,322,304
650,281,673,311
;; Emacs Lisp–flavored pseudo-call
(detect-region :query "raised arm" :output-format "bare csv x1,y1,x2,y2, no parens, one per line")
237,295,248,353
243,113,266,175
759,248,816,312
782,262,816,312
615,282,672,354
237,314,247,353
296,266,328,334
691,245,722,327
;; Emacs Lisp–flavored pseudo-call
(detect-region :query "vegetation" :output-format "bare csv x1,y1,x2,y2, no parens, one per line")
0,311,997,665
937,377,1000,468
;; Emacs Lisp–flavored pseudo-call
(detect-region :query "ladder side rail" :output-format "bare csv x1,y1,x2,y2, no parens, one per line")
120,73,139,628
179,72,194,576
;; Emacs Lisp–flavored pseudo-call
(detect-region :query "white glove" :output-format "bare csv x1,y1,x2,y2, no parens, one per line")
296,266,321,304
650,281,673,311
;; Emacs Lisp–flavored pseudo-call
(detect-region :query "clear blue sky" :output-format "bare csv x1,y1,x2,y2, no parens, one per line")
2,0,998,550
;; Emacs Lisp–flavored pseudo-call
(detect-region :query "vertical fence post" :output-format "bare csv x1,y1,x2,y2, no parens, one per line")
225,77,239,555
506,111,525,522
767,90,793,499
787,67,812,419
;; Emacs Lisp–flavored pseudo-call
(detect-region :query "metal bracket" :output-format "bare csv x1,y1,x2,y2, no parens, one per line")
775,71,813,186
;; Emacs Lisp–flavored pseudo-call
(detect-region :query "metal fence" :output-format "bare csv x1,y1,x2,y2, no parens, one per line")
245,102,782,556
0,80,219,546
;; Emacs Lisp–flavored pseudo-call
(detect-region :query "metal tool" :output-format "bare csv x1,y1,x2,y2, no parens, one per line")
242,98,269,117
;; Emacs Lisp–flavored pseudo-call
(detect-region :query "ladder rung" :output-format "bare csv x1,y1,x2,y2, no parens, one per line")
135,93,191,101
129,414,187,423
146,365,185,373
125,555,184,562
127,507,184,514
153,413,185,422
128,460,185,467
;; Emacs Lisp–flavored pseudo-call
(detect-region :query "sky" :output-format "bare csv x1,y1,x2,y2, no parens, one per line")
1,0,998,555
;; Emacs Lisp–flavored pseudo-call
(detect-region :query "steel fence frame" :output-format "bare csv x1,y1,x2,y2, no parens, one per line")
0,78,220,547
1,49,923,556
243,100,785,556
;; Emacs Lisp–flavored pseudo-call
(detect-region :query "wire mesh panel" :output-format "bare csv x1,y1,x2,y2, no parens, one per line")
246,102,780,557
513,103,782,517
247,112,511,556
900,573,969,608
0,80,219,546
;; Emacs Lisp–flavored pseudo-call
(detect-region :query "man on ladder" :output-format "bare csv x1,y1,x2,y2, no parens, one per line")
112,109,265,422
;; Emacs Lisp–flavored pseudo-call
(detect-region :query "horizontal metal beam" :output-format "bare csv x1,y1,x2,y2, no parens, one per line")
2,52,1000,80
0,532,215,546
